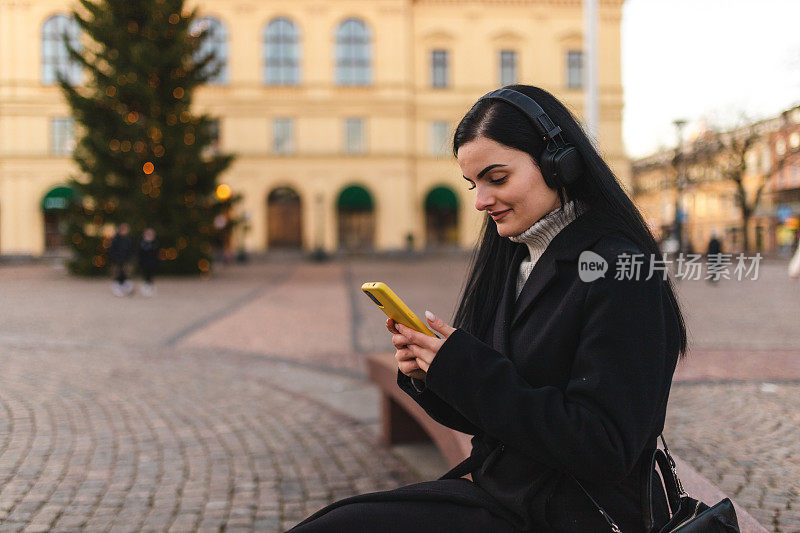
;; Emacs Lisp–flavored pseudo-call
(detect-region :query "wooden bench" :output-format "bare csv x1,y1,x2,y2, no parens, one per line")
367,353,767,532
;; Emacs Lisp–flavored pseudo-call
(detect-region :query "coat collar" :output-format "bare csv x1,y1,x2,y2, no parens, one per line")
493,209,609,350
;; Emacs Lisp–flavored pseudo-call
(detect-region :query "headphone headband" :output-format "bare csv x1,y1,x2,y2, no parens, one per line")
478,88,566,147
476,88,583,188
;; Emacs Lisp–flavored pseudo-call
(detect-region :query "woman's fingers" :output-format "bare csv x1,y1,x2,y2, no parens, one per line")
395,346,415,361
395,323,437,351
386,318,400,335
406,343,435,369
392,333,411,349
398,359,421,375
424,311,457,338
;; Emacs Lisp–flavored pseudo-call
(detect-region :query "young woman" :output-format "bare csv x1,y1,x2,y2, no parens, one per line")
290,85,687,532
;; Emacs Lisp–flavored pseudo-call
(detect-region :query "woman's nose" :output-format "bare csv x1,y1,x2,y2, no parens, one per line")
474,185,493,211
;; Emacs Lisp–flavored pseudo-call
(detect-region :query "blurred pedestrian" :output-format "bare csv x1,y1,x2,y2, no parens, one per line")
138,228,159,296
788,242,800,280
706,234,721,256
109,223,134,296
706,234,723,284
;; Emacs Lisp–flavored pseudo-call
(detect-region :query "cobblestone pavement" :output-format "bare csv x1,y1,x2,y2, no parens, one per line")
666,382,800,532
1,257,799,531
0,340,415,532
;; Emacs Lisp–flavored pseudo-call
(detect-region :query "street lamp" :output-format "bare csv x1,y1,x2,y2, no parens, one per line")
673,119,688,253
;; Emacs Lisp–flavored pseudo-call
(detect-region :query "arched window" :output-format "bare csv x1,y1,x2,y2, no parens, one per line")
335,18,372,86
42,15,82,85
264,18,300,85
190,17,228,85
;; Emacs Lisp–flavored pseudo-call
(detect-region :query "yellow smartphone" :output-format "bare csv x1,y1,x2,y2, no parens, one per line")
361,282,436,337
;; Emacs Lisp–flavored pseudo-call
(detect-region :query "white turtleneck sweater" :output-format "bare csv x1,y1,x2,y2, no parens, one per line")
508,200,587,298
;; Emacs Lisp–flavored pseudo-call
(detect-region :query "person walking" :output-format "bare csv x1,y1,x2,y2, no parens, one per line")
138,228,159,296
290,85,687,532
706,234,723,284
108,223,134,296
788,238,800,280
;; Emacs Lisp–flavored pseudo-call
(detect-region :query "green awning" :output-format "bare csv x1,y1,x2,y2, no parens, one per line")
41,186,75,211
337,185,373,211
425,186,458,210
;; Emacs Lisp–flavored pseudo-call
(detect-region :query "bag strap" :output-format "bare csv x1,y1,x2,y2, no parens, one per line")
642,444,664,530
567,471,623,532
569,434,687,533
439,453,484,480
659,434,688,499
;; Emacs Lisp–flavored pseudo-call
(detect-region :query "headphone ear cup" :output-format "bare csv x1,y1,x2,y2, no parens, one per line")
539,146,563,189
552,146,584,186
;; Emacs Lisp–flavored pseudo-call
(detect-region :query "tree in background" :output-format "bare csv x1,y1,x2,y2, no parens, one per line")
684,121,768,253
60,0,237,275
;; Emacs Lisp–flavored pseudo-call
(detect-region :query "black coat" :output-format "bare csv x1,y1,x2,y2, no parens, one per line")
706,238,722,257
396,210,680,532
109,234,134,264
139,238,160,271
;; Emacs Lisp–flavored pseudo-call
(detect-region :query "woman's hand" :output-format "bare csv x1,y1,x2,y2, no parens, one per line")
387,311,456,379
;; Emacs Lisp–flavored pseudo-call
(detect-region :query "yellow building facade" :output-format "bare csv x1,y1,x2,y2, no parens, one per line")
0,0,627,256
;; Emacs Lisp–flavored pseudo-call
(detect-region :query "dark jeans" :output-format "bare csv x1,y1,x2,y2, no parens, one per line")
142,267,156,284
113,263,129,284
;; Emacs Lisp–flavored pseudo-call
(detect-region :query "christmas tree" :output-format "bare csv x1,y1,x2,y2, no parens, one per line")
60,0,237,275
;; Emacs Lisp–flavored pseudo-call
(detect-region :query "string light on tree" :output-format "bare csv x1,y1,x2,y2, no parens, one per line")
216,184,231,201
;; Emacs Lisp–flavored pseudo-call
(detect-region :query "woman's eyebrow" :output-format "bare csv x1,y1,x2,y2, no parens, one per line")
462,164,507,181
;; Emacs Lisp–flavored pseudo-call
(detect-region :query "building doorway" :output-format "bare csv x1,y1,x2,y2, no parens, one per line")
267,187,302,249
337,185,375,250
41,185,74,252
424,186,459,247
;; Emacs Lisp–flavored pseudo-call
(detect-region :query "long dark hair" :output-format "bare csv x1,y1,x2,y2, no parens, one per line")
452,84,688,359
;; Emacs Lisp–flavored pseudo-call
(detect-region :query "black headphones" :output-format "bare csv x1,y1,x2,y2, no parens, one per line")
477,88,584,190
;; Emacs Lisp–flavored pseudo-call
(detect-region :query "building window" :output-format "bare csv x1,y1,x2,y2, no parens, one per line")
429,121,450,156
431,50,449,88
567,50,583,89
190,17,228,85
760,148,771,173
790,132,800,149
344,118,365,154
42,15,82,85
51,117,75,155
499,50,517,86
273,118,295,155
336,19,372,86
264,18,300,86
776,138,787,156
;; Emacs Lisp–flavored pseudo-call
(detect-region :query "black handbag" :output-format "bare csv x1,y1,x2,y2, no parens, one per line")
570,435,741,532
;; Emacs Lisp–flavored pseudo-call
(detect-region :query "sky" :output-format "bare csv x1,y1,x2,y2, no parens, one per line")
621,0,800,158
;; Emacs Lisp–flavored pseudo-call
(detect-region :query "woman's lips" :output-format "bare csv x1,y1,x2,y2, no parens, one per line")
490,209,511,221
